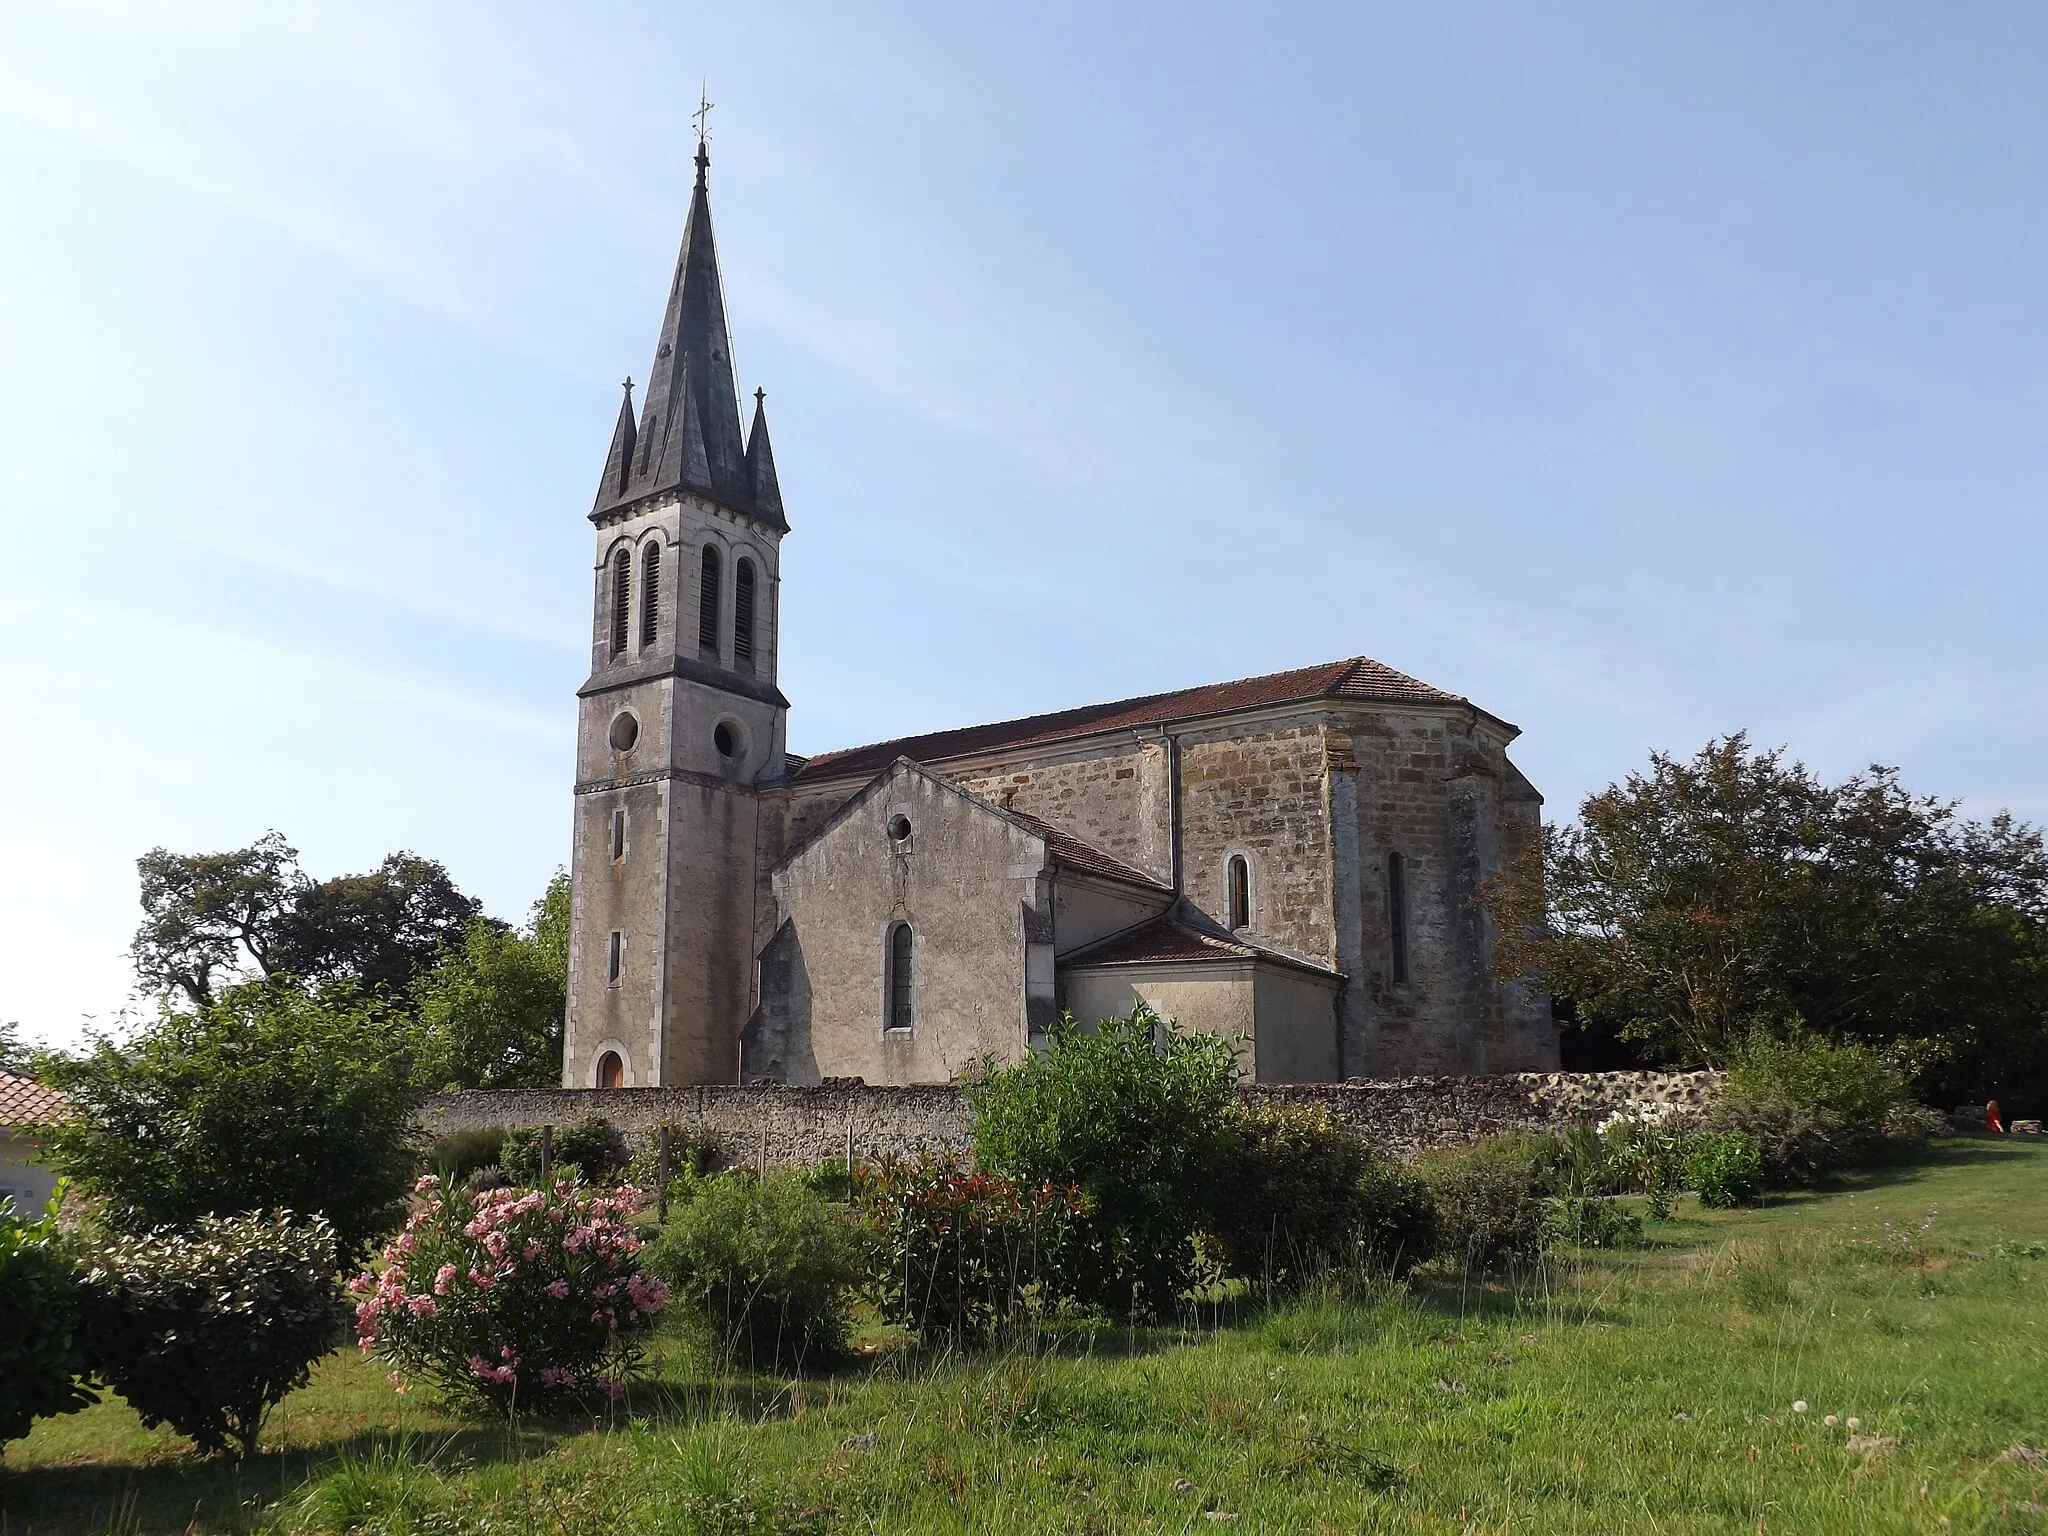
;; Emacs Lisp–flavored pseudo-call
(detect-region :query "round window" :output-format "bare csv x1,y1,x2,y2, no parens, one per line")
608,713,639,752
888,814,913,842
713,722,736,758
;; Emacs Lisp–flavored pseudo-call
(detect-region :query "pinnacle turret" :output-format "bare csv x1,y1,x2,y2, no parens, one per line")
745,387,787,531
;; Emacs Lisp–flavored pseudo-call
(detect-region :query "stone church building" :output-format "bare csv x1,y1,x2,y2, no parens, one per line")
563,145,1555,1091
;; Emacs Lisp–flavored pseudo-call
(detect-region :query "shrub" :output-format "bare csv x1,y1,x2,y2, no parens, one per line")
856,1154,1089,1341
1419,1135,1551,1270
424,1127,511,1182
0,1195,95,1451
1208,1103,1413,1288
1546,1195,1645,1249
1350,1157,1441,1277
625,1121,725,1198
1596,1104,1698,1219
967,1007,1238,1318
354,1177,664,1412
42,986,420,1260
1708,1034,1910,1185
502,1114,629,1186
643,1171,863,1370
79,1211,347,1458
1688,1133,1764,1208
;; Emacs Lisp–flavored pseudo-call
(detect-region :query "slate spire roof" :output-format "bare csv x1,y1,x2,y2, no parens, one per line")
593,142,782,528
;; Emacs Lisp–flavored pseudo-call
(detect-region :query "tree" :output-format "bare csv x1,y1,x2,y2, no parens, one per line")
966,1007,1240,1318
131,836,487,1005
271,852,487,994
40,985,420,1260
0,1020,32,1076
131,833,301,1007
409,873,569,1090
1484,734,2048,1109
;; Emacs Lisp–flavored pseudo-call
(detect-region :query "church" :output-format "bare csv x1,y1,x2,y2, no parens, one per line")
562,142,1556,1091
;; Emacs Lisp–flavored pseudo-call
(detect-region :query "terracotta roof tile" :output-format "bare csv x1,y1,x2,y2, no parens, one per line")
0,1071,66,1128
792,656,1481,785
1058,913,1338,978
1006,812,1172,892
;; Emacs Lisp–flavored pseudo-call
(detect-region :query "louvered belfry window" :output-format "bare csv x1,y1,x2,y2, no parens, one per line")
609,549,631,656
698,547,721,655
734,558,756,666
886,923,913,1032
640,543,661,649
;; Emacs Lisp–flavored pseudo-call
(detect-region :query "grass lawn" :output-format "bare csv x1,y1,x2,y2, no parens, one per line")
6,1135,2046,1534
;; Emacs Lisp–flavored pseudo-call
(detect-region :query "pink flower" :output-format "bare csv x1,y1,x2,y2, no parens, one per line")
414,1173,440,1193
433,1263,459,1296
469,1269,497,1290
395,1232,418,1254
407,1295,438,1318
548,1279,570,1300
523,1241,542,1261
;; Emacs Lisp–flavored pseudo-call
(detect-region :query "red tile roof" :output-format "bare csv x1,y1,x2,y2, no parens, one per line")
1058,913,1339,977
0,1071,66,1128
1007,812,1172,892
790,656,1485,785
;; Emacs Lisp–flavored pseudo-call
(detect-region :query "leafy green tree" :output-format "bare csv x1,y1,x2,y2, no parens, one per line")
408,871,567,1090
131,836,487,1005
1485,734,2048,1110
273,852,487,994
967,1007,1239,1318
0,1020,32,1076
41,985,420,1259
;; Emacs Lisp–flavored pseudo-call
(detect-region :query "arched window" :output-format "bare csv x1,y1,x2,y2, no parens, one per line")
1388,851,1411,985
596,1050,624,1090
697,547,722,656
885,922,914,1032
734,558,756,667
609,548,631,657
1227,855,1250,929
639,543,661,649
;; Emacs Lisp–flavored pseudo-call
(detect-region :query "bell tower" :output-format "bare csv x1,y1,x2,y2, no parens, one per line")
563,138,789,1088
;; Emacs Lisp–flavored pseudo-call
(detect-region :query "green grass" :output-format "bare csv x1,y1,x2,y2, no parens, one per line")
7,1136,2047,1534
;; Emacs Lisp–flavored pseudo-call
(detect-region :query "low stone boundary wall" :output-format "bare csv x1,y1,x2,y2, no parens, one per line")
417,1071,1719,1168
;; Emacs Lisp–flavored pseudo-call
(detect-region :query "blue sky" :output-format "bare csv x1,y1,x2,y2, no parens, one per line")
3,3,2044,1046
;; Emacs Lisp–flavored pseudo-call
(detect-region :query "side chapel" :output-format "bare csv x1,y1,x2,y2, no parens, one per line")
563,142,1556,1091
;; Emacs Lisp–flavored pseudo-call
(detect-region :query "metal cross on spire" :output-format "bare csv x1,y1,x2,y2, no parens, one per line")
693,83,714,146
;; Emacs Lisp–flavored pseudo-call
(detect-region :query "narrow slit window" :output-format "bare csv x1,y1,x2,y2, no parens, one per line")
640,543,661,648
698,547,722,655
1227,855,1250,929
1388,852,1410,986
610,809,626,862
607,930,624,986
609,549,631,657
734,558,756,666
885,923,913,1032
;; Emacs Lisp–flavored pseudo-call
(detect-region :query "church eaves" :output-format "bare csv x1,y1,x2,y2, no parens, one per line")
592,142,773,526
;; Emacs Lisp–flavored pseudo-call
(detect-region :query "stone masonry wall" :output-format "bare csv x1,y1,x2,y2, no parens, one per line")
419,1071,1719,1169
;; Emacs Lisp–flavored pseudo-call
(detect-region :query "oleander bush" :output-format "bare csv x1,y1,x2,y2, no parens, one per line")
643,1171,863,1371
856,1154,1090,1341
79,1211,347,1458
352,1176,666,1412
0,1195,95,1452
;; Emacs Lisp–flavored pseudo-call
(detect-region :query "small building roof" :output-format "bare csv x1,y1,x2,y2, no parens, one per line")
1007,811,1172,893
789,656,1502,785
0,1070,66,1129
1058,912,1339,979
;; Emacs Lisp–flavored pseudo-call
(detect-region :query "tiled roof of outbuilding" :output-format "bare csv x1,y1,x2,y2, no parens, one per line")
1058,912,1339,978
0,1071,66,1128
790,656,1491,785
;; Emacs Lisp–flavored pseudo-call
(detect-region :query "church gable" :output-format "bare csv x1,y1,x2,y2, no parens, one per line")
758,760,1056,1085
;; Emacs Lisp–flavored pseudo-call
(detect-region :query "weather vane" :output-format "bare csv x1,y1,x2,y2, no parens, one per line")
693,83,714,147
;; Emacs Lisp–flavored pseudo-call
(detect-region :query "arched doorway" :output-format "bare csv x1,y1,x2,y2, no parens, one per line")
596,1050,625,1090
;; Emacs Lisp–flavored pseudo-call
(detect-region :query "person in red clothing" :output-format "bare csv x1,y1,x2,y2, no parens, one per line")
1987,1100,2006,1133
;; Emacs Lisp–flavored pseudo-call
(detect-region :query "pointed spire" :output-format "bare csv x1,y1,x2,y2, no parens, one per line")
592,377,637,512
745,387,787,530
592,138,761,523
